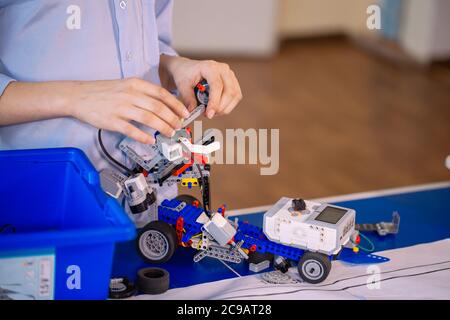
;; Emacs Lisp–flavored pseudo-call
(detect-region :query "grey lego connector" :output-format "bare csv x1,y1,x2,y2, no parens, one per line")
249,260,270,273
356,211,400,236
181,104,206,128
261,270,299,284
100,169,127,199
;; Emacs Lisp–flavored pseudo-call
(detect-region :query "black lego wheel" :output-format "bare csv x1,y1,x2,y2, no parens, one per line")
136,220,177,263
297,252,332,284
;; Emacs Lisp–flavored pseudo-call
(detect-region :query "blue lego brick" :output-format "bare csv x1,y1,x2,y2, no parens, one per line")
338,248,390,264
237,221,267,240
235,221,306,261
158,199,204,242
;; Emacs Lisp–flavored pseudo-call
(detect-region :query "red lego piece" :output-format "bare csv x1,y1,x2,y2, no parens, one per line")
219,205,226,217
175,216,184,245
172,162,192,176
196,83,206,92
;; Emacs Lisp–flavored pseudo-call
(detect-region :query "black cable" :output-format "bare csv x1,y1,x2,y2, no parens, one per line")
222,266,450,299
215,259,450,297
195,163,209,214
97,129,133,175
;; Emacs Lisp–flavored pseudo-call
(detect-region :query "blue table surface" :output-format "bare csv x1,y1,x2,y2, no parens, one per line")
112,186,450,289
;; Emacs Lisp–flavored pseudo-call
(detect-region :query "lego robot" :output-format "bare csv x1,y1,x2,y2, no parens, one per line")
100,80,387,284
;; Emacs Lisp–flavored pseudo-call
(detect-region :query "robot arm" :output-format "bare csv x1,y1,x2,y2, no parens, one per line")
178,137,220,155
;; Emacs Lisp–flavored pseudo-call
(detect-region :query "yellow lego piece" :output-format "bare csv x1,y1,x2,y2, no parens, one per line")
181,178,199,187
353,247,360,253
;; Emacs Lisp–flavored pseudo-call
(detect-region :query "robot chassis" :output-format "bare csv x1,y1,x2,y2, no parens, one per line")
100,81,388,284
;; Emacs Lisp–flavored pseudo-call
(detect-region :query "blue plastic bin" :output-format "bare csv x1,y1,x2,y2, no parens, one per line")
0,148,136,300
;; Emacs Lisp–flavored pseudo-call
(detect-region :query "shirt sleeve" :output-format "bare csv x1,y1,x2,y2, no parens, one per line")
0,73,15,97
155,0,177,56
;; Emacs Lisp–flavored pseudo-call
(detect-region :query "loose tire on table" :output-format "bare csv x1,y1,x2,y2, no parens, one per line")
137,267,170,295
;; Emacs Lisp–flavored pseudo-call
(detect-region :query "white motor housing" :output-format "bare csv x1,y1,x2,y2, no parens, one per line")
203,213,237,246
263,197,356,255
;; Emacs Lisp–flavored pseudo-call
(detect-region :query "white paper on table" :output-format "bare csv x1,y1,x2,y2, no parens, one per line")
133,239,450,300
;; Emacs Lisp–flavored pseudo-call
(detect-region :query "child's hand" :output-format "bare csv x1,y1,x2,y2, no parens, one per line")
160,56,243,118
70,78,190,144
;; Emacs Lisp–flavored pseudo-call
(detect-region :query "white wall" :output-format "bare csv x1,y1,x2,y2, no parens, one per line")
172,0,279,56
172,0,371,56
279,0,373,37
172,0,450,62
400,0,450,63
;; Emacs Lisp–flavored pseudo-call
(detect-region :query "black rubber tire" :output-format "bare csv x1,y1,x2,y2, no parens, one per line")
136,220,177,264
297,252,332,284
175,194,202,208
248,251,274,264
137,267,170,295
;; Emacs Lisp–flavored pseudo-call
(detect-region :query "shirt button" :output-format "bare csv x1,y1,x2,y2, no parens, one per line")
119,1,127,9
125,51,132,62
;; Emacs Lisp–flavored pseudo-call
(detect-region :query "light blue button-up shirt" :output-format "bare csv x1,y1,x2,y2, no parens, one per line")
0,0,177,175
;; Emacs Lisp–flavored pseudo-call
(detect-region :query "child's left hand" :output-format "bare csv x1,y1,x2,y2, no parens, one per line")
160,55,243,118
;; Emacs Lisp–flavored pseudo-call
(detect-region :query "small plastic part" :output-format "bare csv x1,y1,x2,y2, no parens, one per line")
137,267,170,295
161,140,183,161
175,216,184,245
273,255,291,273
196,83,206,92
182,104,206,128
218,205,226,217
338,247,390,264
124,173,155,214
108,277,137,299
356,211,400,236
181,178,199,188
194,243,243,264
261,270,299,285
249,260,271,273
175,194,202,209
248,251,274,264
99,169,126,199
292,198,306,211
194,80,209,105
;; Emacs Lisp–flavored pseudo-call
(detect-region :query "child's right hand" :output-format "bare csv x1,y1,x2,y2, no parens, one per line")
70,78,190,144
